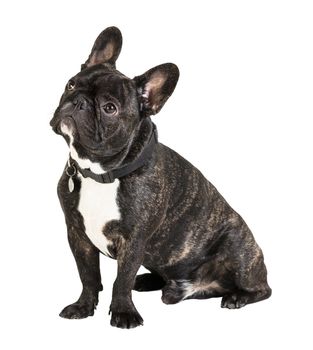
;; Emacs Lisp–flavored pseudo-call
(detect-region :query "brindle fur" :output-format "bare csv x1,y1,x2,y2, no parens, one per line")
50,27,271,328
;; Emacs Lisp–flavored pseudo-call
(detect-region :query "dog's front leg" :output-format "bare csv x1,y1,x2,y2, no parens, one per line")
59,224,102,319
109,233,145,329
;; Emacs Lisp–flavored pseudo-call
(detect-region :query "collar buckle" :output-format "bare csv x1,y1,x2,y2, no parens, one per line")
101,171,114,183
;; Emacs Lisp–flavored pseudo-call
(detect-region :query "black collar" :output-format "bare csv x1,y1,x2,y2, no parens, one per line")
66,125,158,184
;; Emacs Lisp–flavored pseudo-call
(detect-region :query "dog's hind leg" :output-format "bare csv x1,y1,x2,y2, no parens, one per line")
221,254,272,309
133,273,166,291
221,222,272,309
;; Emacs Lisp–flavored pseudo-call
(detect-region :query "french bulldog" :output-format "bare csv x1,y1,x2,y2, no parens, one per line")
50,26,271,329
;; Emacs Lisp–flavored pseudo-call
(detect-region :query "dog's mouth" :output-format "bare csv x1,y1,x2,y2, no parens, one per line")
60,116,75,135
50,108,132,161
56,117,128,158
50,114,73,136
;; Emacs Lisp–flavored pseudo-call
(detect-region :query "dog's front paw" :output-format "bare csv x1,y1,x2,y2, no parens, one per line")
59,302,95,319
110,310,143,329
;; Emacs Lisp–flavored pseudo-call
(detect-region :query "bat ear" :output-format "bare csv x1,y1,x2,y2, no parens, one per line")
134,63,179,117
82,26,122,70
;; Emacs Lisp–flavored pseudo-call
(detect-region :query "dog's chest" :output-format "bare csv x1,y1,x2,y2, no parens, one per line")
77,174,120,256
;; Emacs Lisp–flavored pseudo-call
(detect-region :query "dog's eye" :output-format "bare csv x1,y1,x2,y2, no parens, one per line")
103,102,117,115
67,80,75,91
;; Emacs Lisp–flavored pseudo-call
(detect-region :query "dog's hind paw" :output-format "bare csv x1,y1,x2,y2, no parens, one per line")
221,293,249,309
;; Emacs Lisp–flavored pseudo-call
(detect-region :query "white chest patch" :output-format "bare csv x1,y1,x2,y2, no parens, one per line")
60,123,120,256
77,174,120,257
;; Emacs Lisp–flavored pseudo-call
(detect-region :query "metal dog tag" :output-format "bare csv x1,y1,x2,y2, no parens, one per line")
66,158,76,193
68,177,74,192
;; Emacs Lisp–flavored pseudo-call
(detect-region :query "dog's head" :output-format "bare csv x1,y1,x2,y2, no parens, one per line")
50,27,179,167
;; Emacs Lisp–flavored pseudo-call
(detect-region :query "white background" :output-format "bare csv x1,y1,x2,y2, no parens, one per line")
1,0,312,349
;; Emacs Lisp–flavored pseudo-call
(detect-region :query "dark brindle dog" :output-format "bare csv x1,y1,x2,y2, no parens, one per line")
50,26,271,329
